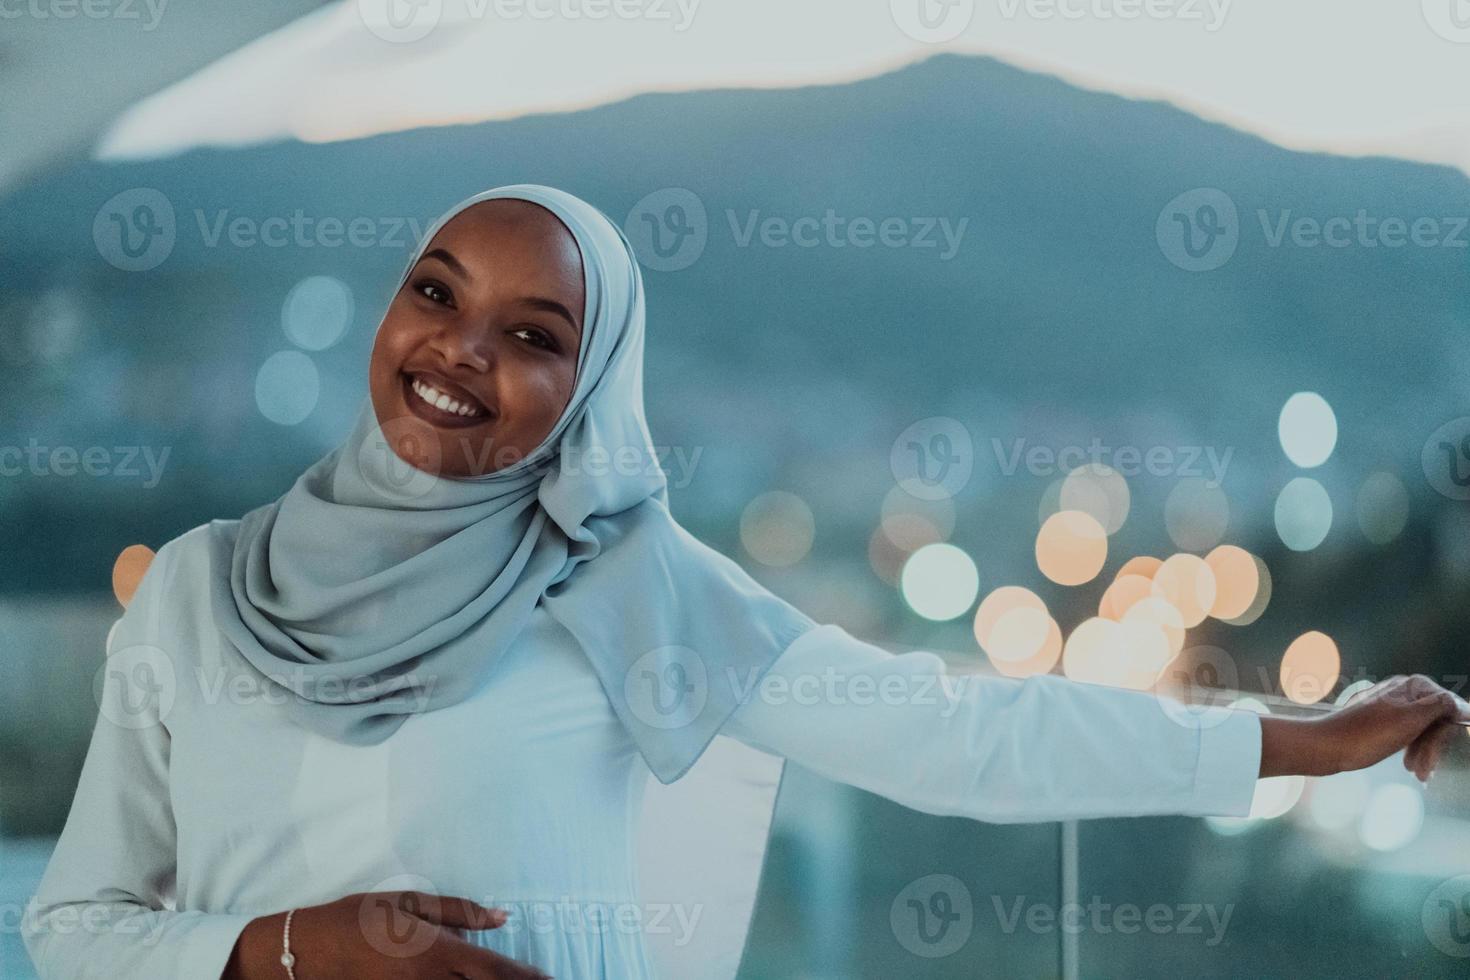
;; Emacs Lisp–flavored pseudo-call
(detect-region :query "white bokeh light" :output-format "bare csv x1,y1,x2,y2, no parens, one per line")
1274,477,1333,551
901,543,980,622
1308,770,1371,832
1278,392,1338,468
255,350,320,426
282,275,354,351
1357,783,1424,852
740,491,816,567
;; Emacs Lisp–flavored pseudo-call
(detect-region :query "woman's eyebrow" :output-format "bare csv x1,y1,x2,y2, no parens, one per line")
523,297,581,335
421,247,470,279
421,246,579,334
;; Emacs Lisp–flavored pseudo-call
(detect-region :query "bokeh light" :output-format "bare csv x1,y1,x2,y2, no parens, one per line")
1219,553,1272,626
1204,545,1259,620
1357,783,1424,851
1035,510,1108,586
255,349,320,425
1307,770,1371,831
1151,553,1217,627
1355,471,1409,546
1059,462,1130,535
281,274,353,351
1164,478,1230,552
1122,596,1186,655
1278,391,1337,468
880,482,955,550
740,490,815,567
1099,573,1153,621
1116,556,1163,581
1280,630,1340,705
900,543,980,621
974,587,1064,678
867,526,910,585
111,544,155,608
1274,477,1333,551
1062,616,1172,690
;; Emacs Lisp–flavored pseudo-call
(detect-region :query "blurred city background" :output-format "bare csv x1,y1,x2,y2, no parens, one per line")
3,1,1470,976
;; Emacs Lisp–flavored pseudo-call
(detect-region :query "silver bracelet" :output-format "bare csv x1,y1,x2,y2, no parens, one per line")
280,908,298,980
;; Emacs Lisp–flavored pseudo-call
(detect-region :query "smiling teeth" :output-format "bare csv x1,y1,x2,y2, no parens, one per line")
411,377,484,417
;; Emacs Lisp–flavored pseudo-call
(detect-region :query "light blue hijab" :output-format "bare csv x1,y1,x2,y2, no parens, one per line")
207,185,817,783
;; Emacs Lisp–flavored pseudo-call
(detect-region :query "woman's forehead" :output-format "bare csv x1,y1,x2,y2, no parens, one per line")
433,199,578,254
417,199,588,327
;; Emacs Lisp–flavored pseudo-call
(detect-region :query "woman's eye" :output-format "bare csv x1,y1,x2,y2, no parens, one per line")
513,327,557,352
415,280,454,306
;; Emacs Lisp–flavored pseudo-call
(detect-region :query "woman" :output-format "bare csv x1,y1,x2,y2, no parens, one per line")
23,185,1468,980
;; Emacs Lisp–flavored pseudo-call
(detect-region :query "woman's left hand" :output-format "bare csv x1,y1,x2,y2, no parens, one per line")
1259,674,1470,782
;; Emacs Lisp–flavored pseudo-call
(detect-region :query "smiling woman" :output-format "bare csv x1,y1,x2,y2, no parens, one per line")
368,199,586,478
20,184,1469,980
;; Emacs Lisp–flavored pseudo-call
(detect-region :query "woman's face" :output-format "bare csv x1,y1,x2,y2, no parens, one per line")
369,199,585,478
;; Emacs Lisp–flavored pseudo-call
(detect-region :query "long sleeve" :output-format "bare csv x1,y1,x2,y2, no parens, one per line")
22,544,255,980
722,623,1262,823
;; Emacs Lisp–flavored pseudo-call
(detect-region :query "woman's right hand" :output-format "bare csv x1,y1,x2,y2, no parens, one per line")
223,890,551,980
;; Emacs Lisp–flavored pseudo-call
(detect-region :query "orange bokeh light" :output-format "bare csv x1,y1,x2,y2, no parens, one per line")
1205,545,1259,621
112,544,156,608
1035,510,1108,586
1281,630,1341,705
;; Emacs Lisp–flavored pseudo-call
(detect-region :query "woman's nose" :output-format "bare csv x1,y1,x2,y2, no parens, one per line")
428,318,495,373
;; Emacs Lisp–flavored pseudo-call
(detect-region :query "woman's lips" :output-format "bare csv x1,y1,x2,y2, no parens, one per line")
401,371,493,429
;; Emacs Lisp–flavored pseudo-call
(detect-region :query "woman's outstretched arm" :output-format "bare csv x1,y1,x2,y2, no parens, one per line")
722,624,1467,823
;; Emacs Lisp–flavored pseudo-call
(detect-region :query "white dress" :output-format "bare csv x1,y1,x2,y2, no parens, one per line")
22,524,1262,979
